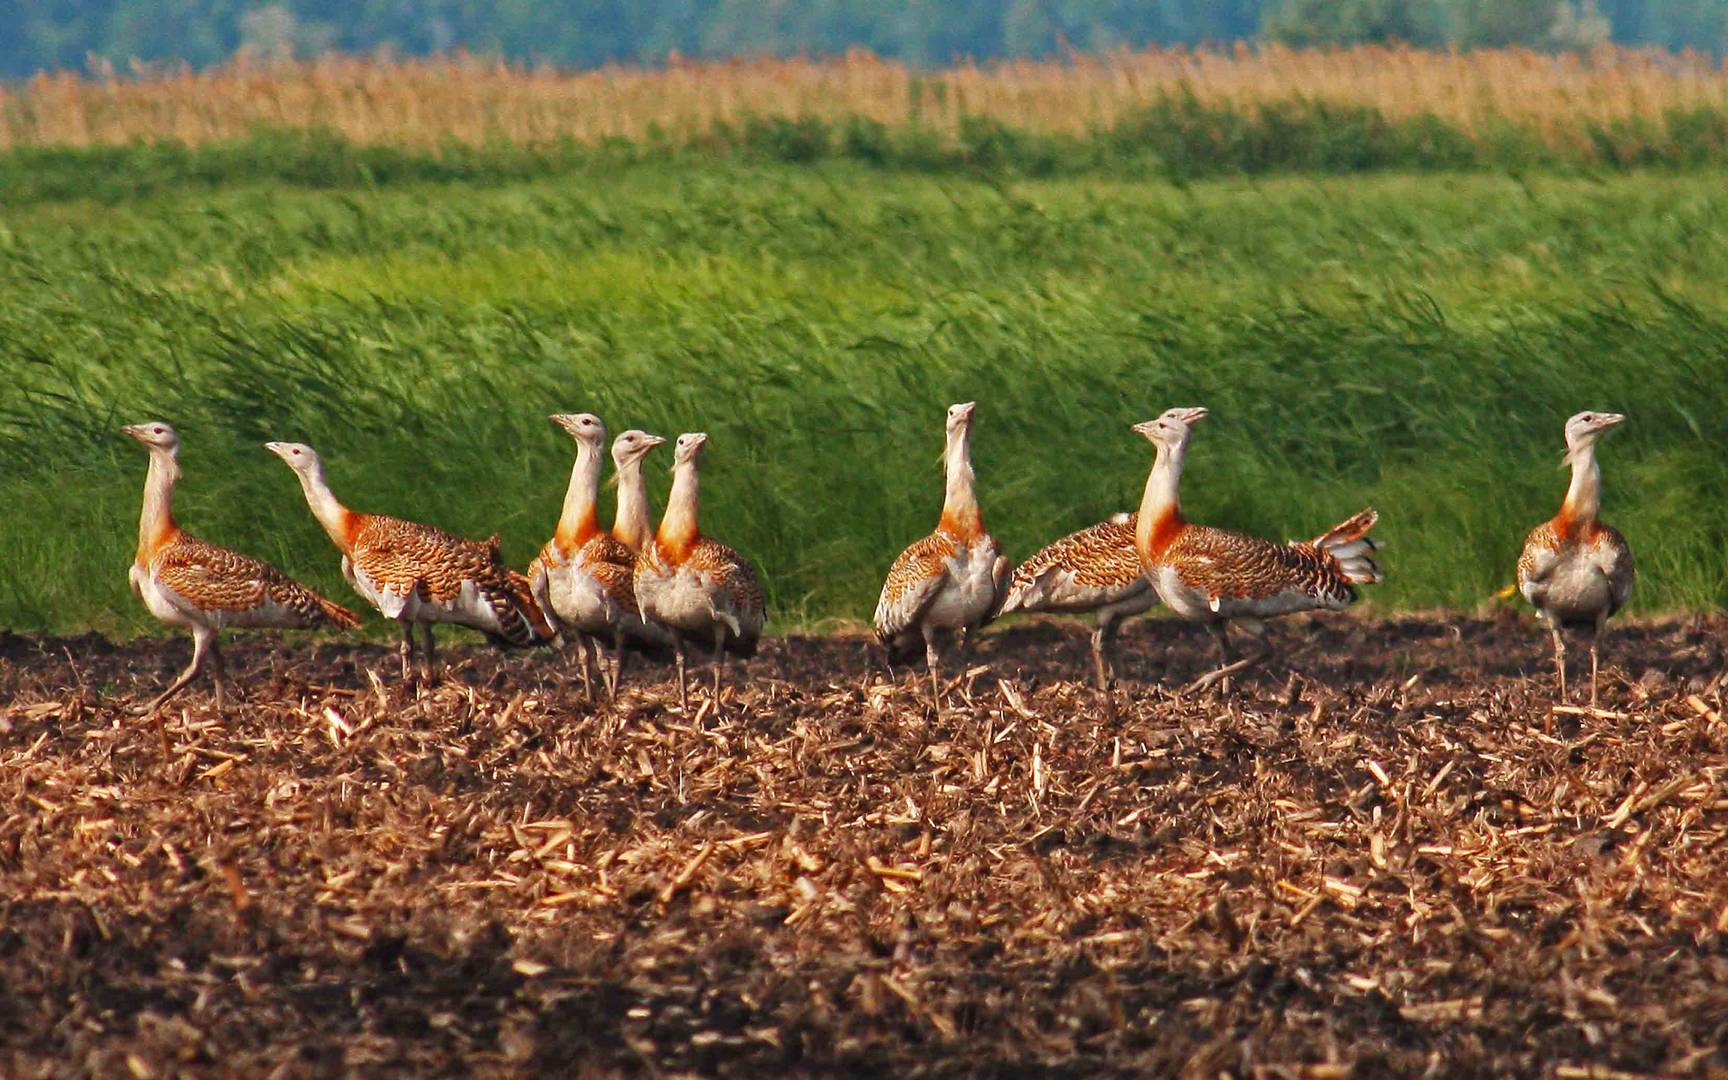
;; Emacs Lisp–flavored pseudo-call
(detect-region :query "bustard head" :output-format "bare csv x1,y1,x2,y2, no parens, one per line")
944,401,976,439
673,432,708,468
1564,411,1625,456
1131,406,1209,452
121,421,180,455
550,412,606,450
613,429,666,467
263,441,325,476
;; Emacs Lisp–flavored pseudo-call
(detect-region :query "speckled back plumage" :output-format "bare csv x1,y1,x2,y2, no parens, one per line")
1000,513,1149,614
635,536,766,657
1162,526,1362,609
145,533,361,630
873,532,960,643
349,514,554,646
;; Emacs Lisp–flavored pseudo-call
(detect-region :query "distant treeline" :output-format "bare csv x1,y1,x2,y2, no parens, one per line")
4,0,1726,80
11,96,1728,205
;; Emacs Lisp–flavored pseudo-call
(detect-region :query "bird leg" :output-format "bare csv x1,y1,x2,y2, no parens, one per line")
398,621,416,682
712,627,728,711
1590,638,1601,710
604,629,626,701
1188,622,1272,693
141,626,213,715
925,630,943,718
420,624,439,683
1090,614,1118,693
673,634,688,713
209,637,228,713
575,634,596,702
1551,626,1568,704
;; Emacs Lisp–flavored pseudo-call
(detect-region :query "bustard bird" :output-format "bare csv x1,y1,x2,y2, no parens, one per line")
873,401,1012,711
1132,407,1382,692
265,441,554,681
999,512,1157,690
122,422,359,712
633,433,765,710
1517,411,1634,708
527,414,670,699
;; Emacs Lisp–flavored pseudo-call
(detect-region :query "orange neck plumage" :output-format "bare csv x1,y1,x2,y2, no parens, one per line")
1135,440,1188,565
1554,444,1602,544
554,442,605,555
292,460,361,555
938,422,984,541
136,449,182,563
656,457,701,564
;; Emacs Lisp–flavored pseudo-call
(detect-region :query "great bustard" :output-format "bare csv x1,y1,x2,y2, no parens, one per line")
1517,411,1634,707
998,512,1156,689
1132,407,1382,691
873,402,1012,711
528,414,670,699
265,441,554,681
633,433,765,710
123,422,359,712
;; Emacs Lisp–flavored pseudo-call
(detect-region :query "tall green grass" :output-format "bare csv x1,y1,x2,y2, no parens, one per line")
2,165,1726,637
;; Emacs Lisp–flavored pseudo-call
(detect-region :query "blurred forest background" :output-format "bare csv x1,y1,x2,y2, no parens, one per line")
5,0,1728,79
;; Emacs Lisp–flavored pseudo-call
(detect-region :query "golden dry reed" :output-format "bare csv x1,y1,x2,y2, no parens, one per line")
5,44,1728,152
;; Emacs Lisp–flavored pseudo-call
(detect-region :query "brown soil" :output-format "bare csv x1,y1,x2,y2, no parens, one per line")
2,614,1726,1077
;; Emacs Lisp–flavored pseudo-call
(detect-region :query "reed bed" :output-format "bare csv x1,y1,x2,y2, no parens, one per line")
7,45,1728,154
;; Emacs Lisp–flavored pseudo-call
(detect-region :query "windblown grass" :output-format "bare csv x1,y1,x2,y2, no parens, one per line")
2,166,1725,636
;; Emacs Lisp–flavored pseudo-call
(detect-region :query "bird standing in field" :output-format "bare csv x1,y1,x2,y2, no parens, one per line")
634,433,765,710
122,422,359,712
1133,407,1382,691
1517,411,1634,708
874,401,1012,712
998,512,1157,690
265,441,554,682
528,414,670,699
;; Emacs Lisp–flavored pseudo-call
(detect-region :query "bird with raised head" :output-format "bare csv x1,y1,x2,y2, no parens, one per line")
123,422,359,713
874,401,1012,712
528,414,670,699
264,440,553,682
1517,410,1634,708
1133,407,1382,692
998,511,1156,690
633,432,765,710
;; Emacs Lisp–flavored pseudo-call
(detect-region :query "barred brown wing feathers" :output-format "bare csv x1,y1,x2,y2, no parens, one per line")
1006,515,1144,606
690,539,766,623
1517,520,1562,595
1168,526,1359,609
587,534,636,568
588,559,643,619
154,535,357,629
873,532,954,643
353,514,552,645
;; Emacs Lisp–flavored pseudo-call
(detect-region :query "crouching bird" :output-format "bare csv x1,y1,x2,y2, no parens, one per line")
1517,411,1634,708
998,512,1157,691
265,441,554,681
123,422,359,713
1132,407,1383,692
874,402,1011,713
633,433,766,711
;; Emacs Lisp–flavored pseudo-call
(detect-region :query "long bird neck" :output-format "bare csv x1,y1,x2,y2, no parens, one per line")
554,442,603,551
1557,442,1601,539
937,426,983,539
1135,441,1188,560
137,449,182,562
613,455,654,552
293,460,358,553
656,458,701,559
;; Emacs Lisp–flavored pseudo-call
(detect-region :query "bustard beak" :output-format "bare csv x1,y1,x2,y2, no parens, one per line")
120,424,147,441
1599,413,1627,430
1175,406,1210,426
642,433,667,449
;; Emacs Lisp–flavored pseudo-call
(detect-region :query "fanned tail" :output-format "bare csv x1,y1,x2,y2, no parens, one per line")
1310,508,1383,585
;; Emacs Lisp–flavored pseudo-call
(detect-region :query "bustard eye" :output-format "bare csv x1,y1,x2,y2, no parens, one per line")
153,426,164,434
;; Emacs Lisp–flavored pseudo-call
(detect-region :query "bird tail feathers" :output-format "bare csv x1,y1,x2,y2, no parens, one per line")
1311,508,1383,586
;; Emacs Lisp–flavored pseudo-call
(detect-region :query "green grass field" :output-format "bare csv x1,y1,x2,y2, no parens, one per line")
3,161,1726,636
